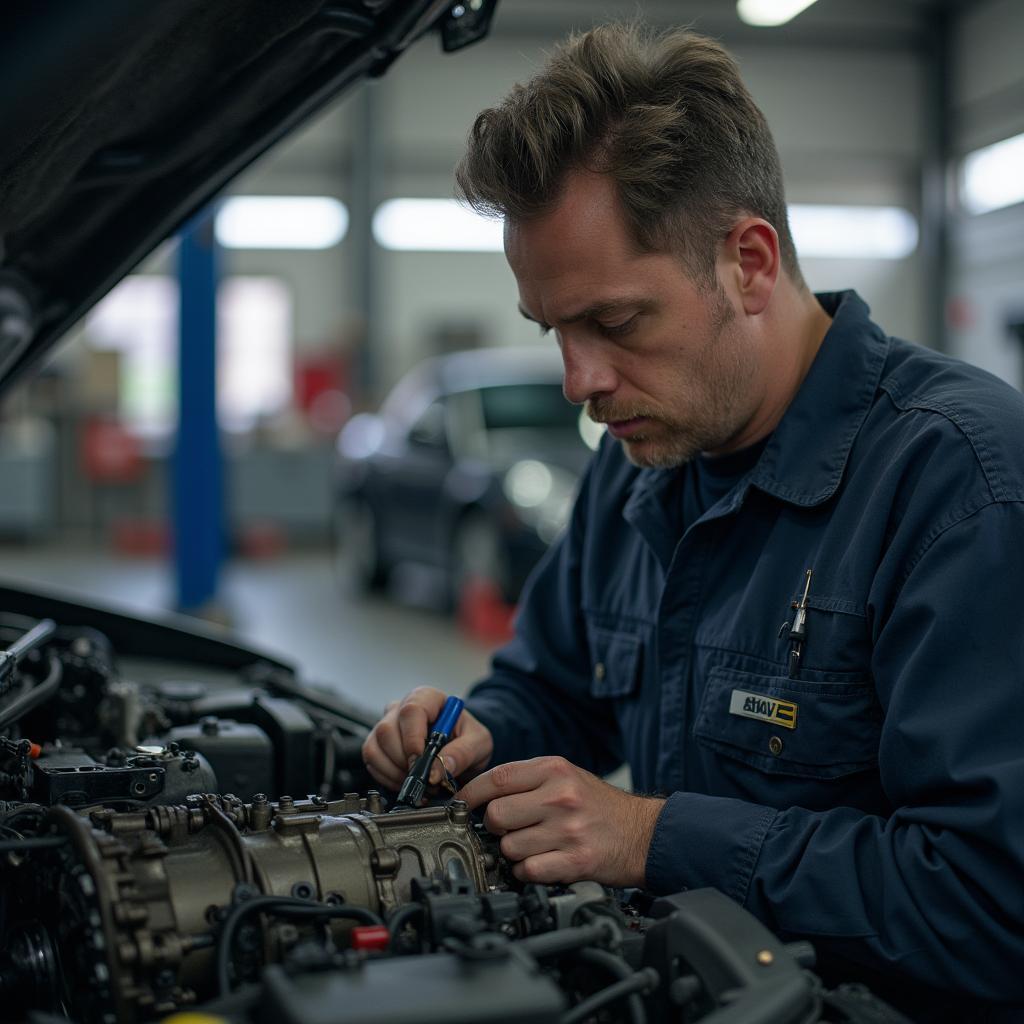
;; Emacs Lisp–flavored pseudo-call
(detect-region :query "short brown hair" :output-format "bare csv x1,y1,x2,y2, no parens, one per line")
455,23,803,289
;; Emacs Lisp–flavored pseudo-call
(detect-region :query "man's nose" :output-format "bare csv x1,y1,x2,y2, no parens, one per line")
560,336,616,406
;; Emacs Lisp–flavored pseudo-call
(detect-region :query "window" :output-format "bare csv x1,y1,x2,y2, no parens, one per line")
479,384,579,431
85,275,293,438
960,132,1024,215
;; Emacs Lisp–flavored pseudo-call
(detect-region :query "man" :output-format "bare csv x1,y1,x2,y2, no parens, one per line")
362,24,1024,1019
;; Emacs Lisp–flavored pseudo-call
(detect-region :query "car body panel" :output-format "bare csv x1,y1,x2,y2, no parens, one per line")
0,0,497,396
334,347,596,602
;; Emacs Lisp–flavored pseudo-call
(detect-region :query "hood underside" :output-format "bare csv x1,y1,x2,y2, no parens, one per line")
0,0,495,397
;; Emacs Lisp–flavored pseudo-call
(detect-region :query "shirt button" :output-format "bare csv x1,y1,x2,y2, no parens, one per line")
769,736,783,756
594,662,606,681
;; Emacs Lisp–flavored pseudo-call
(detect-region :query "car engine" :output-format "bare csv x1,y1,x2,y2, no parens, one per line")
0,605,911,1024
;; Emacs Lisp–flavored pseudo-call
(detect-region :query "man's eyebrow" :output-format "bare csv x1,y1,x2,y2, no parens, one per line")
517,299,652,328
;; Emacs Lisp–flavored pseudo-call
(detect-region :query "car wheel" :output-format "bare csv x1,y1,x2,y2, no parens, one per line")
332,496,387,593
450,510,510,609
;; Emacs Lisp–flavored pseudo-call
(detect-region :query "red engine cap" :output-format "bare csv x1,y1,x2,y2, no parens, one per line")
350,925,390,952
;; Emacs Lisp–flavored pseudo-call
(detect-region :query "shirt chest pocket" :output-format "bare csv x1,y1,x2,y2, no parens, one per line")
585,623,643,699
694,664,882,779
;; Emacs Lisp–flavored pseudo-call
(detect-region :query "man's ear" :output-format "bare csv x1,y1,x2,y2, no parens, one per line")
723,218,779,316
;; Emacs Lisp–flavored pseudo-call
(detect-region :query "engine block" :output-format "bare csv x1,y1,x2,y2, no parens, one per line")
34,793,503,1022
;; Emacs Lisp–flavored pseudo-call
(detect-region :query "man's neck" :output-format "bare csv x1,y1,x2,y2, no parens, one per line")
708,280,832,457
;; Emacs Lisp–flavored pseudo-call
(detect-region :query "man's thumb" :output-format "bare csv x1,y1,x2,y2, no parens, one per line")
442,731,489,778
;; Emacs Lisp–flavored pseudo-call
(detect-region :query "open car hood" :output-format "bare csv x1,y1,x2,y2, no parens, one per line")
0,0,497,398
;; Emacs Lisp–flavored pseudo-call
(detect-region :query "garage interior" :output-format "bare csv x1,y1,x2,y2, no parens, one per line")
0,0,1021,717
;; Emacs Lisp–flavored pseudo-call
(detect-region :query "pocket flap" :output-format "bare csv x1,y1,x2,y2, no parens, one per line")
694,665,881,778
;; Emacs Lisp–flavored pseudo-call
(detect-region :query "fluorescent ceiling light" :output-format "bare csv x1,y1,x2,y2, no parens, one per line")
373,198,916,260
960,132,1024,214
215,196,348,249
788,204,918,260
373,198,504,252
737,0,820,26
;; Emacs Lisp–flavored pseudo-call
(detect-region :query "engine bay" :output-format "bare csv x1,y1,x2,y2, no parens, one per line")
0,602,910,1024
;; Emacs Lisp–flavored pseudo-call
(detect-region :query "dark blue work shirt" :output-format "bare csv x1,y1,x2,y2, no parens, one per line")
684,437,770,524
465,291,1024,1019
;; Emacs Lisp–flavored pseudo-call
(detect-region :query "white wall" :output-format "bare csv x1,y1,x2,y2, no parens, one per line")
738,45,925,343
948,0,1024,386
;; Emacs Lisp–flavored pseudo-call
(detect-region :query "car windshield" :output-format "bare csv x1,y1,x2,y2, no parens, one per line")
479,383,578,431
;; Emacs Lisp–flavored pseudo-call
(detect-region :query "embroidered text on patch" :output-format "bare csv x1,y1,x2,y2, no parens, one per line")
728,689,798,730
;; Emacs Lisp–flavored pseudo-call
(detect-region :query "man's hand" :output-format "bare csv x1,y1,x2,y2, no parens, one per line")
362,686,494,793
457,757,665,888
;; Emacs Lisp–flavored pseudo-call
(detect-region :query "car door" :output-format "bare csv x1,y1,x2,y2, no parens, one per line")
382,398,454,566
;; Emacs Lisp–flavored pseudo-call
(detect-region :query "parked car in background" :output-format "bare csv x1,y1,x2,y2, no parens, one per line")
332,346,602,607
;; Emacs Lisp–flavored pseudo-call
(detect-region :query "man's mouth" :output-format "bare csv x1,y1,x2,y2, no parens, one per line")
605,416,650,439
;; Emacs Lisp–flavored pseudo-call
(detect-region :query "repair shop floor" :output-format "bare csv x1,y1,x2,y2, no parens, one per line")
0,544,494,714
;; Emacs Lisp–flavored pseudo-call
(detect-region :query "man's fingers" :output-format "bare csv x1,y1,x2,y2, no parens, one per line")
367,689,488,791
510,851,575,886
440,734,487,783
371,717,407,775
397,692,443,760
362,732,405,789
496,820,560,863
365,758,404,792
396,703,430,760
484,791,545,837
458,757,564,810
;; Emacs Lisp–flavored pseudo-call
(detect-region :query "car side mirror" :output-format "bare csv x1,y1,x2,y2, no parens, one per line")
408,405,448,451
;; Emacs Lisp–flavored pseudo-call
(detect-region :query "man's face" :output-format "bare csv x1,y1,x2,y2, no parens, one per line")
505,171,764,468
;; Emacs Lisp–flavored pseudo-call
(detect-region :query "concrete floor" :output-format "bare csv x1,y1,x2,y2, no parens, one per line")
0,543,495,715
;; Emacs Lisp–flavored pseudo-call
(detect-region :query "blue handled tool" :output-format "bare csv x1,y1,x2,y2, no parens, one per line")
391,695,464,810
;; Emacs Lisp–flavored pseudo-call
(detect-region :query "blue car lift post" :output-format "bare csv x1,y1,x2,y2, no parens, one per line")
173,208,225,616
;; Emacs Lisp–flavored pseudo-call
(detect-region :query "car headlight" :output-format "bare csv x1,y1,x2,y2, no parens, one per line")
502,459,577,544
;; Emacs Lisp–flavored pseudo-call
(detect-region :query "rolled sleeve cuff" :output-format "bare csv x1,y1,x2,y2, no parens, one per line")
645,791,778,906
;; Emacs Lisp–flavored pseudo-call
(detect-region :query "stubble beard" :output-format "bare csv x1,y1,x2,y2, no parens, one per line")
586,291,756,470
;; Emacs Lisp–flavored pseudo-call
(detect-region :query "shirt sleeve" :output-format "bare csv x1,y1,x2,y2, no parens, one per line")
464,453,624,778
645,499,1024,1001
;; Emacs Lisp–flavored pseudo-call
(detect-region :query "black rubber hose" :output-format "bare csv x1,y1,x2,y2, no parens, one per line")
574,946,633,981
573,947,653,1024
386,903,424,951
216,896,385,994
0,835,68,852
561,966,659,1024
0,652,62,732
516,920,616,959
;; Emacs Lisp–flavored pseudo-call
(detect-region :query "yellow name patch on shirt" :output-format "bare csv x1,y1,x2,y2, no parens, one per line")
729,689,798,730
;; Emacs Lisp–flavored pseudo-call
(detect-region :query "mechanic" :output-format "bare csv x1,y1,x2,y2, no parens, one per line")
362,23,1024,1020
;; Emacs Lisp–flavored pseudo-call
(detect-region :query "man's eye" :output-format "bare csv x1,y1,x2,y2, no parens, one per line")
601,316,638,337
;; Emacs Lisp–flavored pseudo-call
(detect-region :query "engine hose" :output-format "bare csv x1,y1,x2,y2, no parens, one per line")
386,903,425,951
0,835,68,853
572,947,654,1024
561,966,659,1024
0,652,62,732
216,895,385,994
517,919,617,959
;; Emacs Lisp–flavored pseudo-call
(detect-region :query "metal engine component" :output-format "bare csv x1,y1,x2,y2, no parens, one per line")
33,793,502,1023
0,616,917,1024
27,744,217,808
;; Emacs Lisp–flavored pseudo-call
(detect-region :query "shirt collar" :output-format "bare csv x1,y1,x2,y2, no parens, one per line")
625,289,890,520
749,290,890,507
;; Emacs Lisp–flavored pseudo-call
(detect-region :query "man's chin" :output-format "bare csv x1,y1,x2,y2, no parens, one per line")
619,434,697,470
